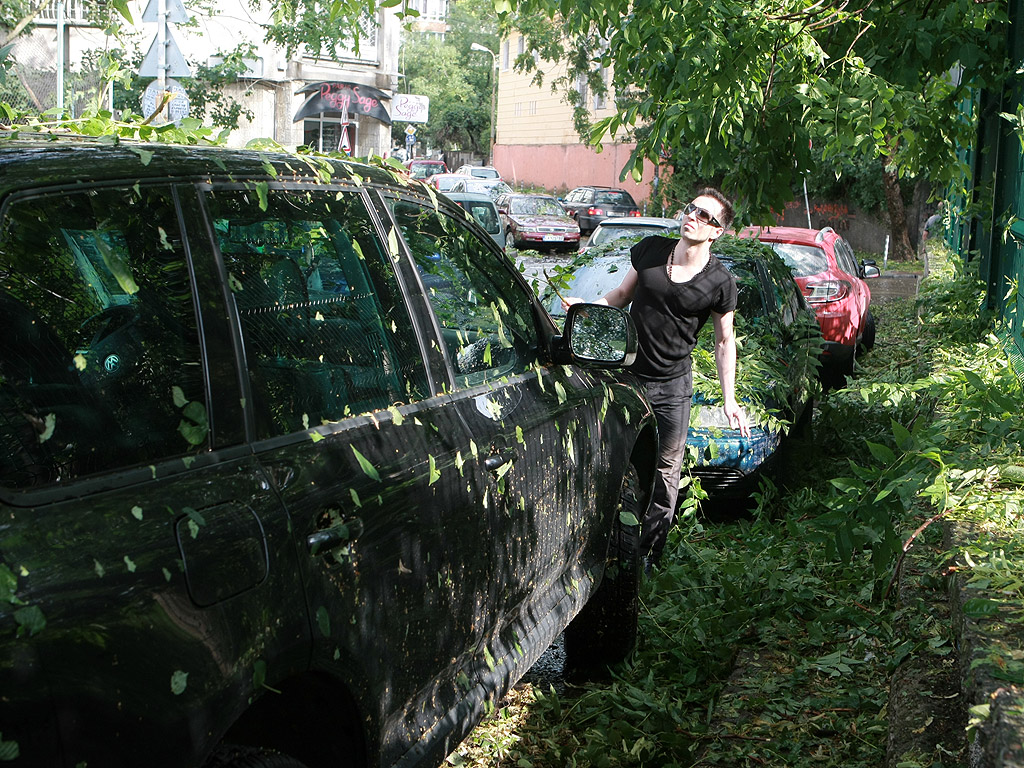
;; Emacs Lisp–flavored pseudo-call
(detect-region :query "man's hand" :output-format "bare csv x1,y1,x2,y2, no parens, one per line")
724,399,750,438
561,296,585,311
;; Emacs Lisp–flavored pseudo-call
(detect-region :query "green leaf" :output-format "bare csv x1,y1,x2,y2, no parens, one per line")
170,670,188,695
316,605,331,637
352,446,381,481
962,598,1000,618
865,440,896,465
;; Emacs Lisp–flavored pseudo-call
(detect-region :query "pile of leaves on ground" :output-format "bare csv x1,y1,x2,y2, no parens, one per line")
448,243,1024,768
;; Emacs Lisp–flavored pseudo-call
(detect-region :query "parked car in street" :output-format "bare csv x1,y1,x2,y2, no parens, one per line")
496,192,581,253
560,187,641,234
453,164,501,180
584,216,680,254
444,190,506,248
426,172,472,192
447,177,514,201
739,225,879,388
546,235,821,497
404,157,448,180
0,136,658,768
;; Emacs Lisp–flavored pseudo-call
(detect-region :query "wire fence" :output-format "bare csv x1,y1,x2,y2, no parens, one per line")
6,20,107,118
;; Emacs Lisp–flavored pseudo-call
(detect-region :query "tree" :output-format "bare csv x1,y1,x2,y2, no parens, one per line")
395,0,498,157
498,0,1009,259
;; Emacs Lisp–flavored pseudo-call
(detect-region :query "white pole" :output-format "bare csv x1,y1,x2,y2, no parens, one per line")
56,1,65,113
803,176,812,229
157,0,167,120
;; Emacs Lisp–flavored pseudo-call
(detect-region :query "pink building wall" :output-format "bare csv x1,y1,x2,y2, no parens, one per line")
493,143,658,202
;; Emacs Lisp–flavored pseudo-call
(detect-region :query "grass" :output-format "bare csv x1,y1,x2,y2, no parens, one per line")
447,242,1021,768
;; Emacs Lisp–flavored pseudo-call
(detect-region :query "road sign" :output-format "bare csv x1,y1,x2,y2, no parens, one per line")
139,27,191,78
405,125,416,136
141,78,190,122
141,0,189,23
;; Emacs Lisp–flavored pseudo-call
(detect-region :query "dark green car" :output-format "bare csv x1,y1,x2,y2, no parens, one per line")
0,138,656,768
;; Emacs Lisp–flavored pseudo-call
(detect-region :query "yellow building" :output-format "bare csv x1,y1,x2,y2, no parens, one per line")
493,31,657,204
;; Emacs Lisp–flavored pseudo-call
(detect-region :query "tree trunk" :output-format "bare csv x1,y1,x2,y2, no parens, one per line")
882,163,915,261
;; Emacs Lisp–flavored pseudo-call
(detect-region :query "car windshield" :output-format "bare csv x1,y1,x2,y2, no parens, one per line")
549,255,763,319
510,197,564,216
590,224,673,247
768,242,828,278
409,163,442,179
465,180,513,200
594,191,636,206
470,168,500,179
435,177,463,191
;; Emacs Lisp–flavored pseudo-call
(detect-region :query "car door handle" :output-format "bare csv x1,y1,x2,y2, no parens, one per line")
483,451,517,471
307,518,363,556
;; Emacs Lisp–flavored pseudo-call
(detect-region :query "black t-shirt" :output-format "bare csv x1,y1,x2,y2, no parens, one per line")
628,236,738,387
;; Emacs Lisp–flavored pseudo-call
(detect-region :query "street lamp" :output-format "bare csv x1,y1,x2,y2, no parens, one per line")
471,42,497,166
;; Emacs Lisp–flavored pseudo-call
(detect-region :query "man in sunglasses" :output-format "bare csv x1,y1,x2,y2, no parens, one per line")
563,187,749,568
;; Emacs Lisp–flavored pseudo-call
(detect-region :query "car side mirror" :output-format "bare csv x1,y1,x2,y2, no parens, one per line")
557,303,637,367
861,259,880,279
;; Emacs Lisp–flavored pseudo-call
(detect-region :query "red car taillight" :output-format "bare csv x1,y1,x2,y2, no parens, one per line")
628,210,641,217
587,206,604,216
804,279,851,304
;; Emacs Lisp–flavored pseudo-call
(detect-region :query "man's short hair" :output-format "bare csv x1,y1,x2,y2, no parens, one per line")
695,187,734,231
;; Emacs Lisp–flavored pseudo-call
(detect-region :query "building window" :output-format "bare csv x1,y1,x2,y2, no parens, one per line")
303,118,357,155
593,67,607,110
576,74,588,107
501,40,510,71
528,101,537,116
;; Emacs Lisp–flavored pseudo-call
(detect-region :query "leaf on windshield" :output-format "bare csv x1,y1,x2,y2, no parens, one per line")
352,446,381,481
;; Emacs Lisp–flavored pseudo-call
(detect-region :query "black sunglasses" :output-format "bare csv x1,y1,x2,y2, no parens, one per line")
682,203,723,229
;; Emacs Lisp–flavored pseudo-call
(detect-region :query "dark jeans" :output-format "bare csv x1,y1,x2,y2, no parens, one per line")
640,375,692,564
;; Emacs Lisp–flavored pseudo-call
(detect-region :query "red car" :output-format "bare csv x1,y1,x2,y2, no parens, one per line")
404,158,448,180
739,225,879,387
496,192,581,252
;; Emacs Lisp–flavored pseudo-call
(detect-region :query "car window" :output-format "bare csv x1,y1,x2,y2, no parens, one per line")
459,200,501,235
206,187,428,439
590,225,669,246
0,186,206,488
834,238,858,275
388,199,539,388
510,196,564,216
594,191,635,206
769,242,829,277
470,168,500,179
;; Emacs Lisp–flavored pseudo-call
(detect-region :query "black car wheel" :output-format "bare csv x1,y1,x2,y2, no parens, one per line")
564,462,643,679
859,309,877,353
206,745,311,768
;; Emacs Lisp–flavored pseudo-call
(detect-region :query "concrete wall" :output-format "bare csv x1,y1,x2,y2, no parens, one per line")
776,199,890,255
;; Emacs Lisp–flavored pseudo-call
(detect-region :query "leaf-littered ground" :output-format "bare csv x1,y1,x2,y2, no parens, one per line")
448,245,1018,768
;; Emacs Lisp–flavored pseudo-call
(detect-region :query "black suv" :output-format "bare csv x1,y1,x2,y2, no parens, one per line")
560,187,641,234
0,138,656,768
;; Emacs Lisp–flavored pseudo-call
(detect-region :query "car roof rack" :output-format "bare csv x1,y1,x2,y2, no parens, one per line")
814,226,835,243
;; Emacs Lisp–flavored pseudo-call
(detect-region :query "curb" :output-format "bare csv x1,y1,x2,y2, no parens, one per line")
946,521,1024,768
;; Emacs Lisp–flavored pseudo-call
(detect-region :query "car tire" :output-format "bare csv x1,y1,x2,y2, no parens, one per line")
504,231,517,251
860,309,877,353
205,745,310,768
563,462,642,679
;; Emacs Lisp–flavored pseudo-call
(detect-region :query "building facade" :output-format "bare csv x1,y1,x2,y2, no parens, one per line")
9,0,402,158
492,31,656,203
